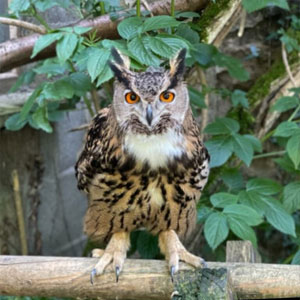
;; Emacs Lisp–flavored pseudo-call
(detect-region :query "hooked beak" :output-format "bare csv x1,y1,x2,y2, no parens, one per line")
146,104,153,126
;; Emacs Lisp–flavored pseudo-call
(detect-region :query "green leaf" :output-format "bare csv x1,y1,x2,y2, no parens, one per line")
271,96,299,112
96,64,114,86
175,11,200,18
5,113,27,131
117,17,143,40
34,60,67,76
9,0,30,14
188,87,206,108
31,33,64,58
141,16,180,33
136,231,160,259
261,196,296,237
213,53,249,81
274,121,300,137
87,48,110,81
204,136,233,168
192,43,217,67
246,178,282,195
287,132,300,169
197,206,213,223
283,182,300,213
228,217,257,247
156,35,191,54
238,191,266,216
210,193,238,208
244,135,262,153
274,154,300,174
145,36,174,58
128,37,160,66
292,250,300,265
204,212,229,250
204,117,240,135
231,133,254,166
223,204,263,226
221,168,244,191
242,0,290,12
32,106,53,133
231,89,249,108
73,26,92,35
68,72,92,96
56,33,78,62
176,24,199,44
42,78,74,100
8,69,36,93
20,87,42,121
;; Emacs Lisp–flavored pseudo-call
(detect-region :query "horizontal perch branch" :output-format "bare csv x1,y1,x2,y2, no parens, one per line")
0,17,47,34
1,255,300,300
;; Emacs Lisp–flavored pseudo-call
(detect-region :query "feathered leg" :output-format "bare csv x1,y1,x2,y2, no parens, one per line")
159,230,206,279
90,232,130,284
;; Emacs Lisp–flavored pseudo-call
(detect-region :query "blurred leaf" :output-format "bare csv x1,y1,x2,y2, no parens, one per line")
31,33,64,58
274,121,300,137
42,78,74,100
96,64,114,86
176,24,199,44
231,133,253,166
87,48,110,81
9,0,30,14
283,182,300,213
205,117,240,135
8,70,36,93
68,72,92,96
204,212,229,250
262,196,296,237
210,193,238,208
242,0,290,12
274,154,300,174
223,204,263,226
287,132,300,169
292,250,300,265
117,17,143,40
192,43,217,67
129,37,160,66
231,89,249,108
34,60,67,76
155,35,191,56
188,87,206,108
73,26,92,35
197,206,213,223
5,113,27,131
221,168,244,191
280,33,300,53
32,106,53,133
205,136,233,168
271,96,299,112
244,134,262,153
56,33,78,62
175,11,200,18
141,16,180,33
145,36,174,58
20,87,42,121
238,191,266,216
246,178,282,195
228,217,257,247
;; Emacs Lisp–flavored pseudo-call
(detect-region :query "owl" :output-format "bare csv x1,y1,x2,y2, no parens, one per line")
75,48,210,283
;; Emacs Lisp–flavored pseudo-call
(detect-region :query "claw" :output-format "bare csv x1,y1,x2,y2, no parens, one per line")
90,268,97,285
170,265,176,282
201,258,208,268
115,266,120,283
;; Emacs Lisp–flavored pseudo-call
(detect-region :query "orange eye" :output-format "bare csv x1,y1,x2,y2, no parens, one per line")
160,91,175,103
125,92,140,104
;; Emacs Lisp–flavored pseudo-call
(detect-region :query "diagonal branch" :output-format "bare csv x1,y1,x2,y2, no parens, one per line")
0,0,208,73
0,17,47,34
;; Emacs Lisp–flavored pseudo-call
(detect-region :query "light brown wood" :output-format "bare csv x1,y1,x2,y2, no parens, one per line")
1,256,300,299
226,240,261,263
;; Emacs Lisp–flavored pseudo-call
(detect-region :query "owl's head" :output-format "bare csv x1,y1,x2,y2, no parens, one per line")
109,48,189,135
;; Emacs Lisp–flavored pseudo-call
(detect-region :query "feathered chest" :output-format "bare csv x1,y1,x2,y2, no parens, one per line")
123,129,186,169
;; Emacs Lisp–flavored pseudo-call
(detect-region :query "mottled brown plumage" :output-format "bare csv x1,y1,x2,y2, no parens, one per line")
75,48,210,283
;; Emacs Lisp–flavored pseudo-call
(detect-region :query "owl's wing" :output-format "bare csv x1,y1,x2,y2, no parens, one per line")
75,107,112,193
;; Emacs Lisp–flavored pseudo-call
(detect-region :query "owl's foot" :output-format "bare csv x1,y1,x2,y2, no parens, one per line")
90,232,130,284
159,230,206,281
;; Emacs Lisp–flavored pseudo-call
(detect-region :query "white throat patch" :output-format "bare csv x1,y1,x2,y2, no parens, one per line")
124,129,185,168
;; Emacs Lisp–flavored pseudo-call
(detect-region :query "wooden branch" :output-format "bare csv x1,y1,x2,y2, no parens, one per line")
0,17,47,34
0,0,208,73
1,256,300,299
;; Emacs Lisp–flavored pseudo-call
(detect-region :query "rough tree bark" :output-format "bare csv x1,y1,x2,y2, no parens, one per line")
0,0,209,72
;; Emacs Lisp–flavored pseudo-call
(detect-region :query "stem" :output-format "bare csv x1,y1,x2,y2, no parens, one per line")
83,95,94,117
32,8,52,32
253,150,286,160
136,0,141,17
171,0,175,17
261,129,275,143
67,60,76,73
0,17,46,34
288,104,300,122
100,2,106,15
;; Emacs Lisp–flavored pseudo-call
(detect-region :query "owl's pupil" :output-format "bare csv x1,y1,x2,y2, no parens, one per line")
130,94,136,100
164,92,170,99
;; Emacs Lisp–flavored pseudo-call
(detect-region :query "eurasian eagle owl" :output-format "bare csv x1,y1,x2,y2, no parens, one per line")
75,48,210,283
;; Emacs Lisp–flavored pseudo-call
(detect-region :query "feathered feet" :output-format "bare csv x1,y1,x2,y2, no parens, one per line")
159,230,206,280
90,232,130,284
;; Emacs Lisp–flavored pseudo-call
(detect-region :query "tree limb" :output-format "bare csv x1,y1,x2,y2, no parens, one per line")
0,0,208,73
0,17,47,34
1,256,300,299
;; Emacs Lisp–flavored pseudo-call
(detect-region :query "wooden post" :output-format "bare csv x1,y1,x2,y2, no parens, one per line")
1,256,300,299
226,240,261,263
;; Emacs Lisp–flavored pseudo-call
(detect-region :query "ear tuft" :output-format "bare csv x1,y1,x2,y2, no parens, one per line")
111,47,130,69
108,60,130,88
169,48,186,88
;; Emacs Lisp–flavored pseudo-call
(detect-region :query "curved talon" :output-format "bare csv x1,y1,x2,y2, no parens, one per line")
90,268,97,285
115,266,120,283
170,265,176,282
201,259,208,268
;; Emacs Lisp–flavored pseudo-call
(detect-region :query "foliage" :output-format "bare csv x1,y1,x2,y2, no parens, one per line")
3,0,300,264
